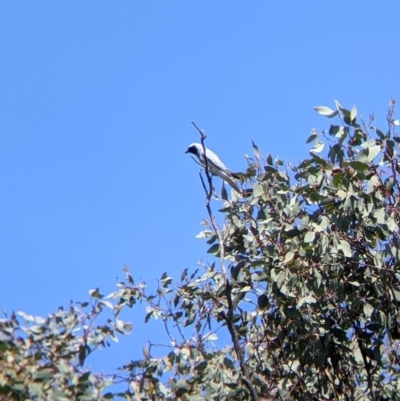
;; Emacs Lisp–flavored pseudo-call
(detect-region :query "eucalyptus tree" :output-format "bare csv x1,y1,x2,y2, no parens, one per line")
2,101,400,400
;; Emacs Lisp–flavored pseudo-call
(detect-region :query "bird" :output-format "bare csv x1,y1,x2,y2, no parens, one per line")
185,143,242,194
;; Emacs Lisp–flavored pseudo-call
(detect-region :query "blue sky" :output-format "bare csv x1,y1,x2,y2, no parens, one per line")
1,2,399,373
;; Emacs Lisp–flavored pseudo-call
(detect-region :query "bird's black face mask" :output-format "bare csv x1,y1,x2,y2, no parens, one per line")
185,145,198,156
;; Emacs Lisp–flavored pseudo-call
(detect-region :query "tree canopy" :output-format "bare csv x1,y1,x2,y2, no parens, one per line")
2,101,400,400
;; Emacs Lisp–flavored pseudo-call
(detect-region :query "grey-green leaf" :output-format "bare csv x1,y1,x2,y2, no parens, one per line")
314,106,339,118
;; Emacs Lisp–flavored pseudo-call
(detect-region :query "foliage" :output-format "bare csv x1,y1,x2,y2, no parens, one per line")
2,101,400,400
0,290,133,401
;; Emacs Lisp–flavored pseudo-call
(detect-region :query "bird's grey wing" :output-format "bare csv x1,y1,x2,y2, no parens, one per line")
230,172,242,180
203,147,242,194
204,148,230,174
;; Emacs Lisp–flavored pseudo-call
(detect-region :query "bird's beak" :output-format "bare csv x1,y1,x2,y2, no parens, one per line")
184,149,189,154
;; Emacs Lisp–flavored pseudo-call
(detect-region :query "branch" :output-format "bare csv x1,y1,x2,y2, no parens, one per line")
220,281,259,401
191,121,213,205
191,121,226,274
191,122,257,398
353,323,376,401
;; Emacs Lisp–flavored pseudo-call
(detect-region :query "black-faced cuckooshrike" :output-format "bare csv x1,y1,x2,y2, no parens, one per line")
185,143,241,194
